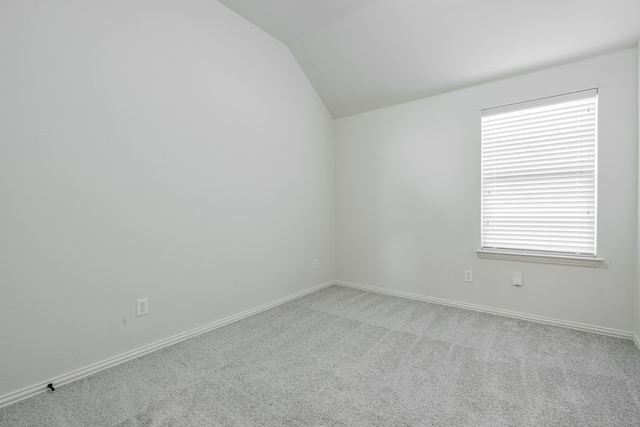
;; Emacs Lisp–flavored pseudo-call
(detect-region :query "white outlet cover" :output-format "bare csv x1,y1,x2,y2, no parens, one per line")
136,298,149,317
512,272,523,286
464,270,472,282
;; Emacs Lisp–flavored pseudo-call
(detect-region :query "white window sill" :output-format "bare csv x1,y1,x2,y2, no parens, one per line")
476,250,604,267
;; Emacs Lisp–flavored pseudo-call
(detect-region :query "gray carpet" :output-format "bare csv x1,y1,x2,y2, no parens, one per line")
2,285,640,426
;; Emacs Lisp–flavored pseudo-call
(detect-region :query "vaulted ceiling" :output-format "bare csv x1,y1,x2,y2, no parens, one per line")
218,0,640,118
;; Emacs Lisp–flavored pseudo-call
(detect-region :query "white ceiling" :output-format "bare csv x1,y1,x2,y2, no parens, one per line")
218,0,640,118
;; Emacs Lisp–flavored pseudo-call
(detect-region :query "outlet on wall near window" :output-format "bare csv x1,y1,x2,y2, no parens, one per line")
464,270,473,283
136,298,149,316
512,273,523,287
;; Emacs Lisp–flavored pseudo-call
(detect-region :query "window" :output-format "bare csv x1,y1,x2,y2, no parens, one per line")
479,89,599,264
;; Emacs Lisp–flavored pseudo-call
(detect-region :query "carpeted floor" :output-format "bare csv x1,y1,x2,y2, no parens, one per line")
2,285,640,426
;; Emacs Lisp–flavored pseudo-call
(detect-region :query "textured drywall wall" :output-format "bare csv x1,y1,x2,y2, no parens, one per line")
637,42,640,342
0,0,335,397
336,48,638,333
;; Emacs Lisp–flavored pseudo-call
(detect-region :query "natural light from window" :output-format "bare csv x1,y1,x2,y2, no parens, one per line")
480,89,598,260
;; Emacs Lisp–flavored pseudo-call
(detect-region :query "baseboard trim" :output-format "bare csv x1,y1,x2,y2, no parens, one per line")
634,333,640,350
336,280,635,341
0,280,335,409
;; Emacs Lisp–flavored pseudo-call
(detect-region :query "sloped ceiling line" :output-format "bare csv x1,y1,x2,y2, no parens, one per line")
218,0,640,118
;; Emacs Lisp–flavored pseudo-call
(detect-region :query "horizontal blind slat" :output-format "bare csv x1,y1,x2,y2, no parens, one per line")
481,91,597,256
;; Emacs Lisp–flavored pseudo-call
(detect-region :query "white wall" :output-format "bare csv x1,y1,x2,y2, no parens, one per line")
637,41,640,343
0,0,335,397
336,48,638,333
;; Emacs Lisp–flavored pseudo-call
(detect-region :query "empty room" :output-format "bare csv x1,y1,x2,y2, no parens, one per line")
1,0,640,425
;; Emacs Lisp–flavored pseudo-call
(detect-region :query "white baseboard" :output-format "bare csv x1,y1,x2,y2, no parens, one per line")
336,280,635,341
3,279,635,409
0,281,335,409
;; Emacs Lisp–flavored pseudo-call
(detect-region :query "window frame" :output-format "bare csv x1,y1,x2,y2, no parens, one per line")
477,89,603,267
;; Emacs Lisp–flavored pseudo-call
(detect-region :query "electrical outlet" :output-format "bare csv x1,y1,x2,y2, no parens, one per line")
512,272,523,287
312,259,317,270
464,270,473,283
136,298,149,317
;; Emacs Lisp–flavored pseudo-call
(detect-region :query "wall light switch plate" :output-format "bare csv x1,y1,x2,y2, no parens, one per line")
312,259,317,270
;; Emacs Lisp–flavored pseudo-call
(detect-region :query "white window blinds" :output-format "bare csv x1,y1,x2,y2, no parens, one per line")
481,89,598,257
